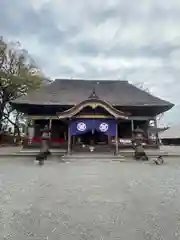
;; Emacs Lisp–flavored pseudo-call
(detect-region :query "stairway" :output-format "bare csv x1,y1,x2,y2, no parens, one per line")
72,144,115,153
61,152,126,162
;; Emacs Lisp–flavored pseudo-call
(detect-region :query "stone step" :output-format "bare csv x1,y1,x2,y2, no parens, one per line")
120,150,168,157
61,154,126,162
0,148,169,158
0,149,66,157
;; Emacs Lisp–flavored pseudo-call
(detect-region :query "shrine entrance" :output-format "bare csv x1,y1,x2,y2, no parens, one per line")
79,130,108,145
72,131,112,153
69,119,116,153
56,89,129,154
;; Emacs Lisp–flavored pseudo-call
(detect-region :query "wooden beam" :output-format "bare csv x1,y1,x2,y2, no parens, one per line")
26,114,155,122
74,114,114,119
128,116,154,120
25,115,58,120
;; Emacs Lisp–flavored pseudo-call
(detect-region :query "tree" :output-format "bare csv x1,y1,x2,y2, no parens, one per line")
0,37,45,136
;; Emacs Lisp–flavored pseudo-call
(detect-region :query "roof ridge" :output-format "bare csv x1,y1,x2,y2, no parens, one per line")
55,78,128,83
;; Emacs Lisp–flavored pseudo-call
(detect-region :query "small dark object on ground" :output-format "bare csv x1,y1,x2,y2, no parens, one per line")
46,150,51,156
36,151,50,165
36,150,51,160
154,156,164,165
36,151,48,160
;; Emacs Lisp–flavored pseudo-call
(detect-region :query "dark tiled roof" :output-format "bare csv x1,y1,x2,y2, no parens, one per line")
12,79,173,107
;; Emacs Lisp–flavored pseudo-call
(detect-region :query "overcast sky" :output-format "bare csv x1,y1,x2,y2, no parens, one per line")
1,0,180,126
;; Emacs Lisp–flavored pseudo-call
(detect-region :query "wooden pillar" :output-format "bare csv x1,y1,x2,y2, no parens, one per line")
49,118,52,129
115,121,119,154
48,119,52,148
131,119,134,137
72,136,76,146
108,135,111,145
67,120,71,154
25,117,29,138
27,119,35,144
49,119,52,138
154,117,160,147
22,117,30,148
64,132,67,141
147,120,151,144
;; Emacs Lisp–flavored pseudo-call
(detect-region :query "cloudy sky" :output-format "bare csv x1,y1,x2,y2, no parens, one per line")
1,0,180,126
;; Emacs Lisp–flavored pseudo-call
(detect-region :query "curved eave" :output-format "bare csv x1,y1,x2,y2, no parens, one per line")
149,103,174,115
161,103,174,112
57,98,129,119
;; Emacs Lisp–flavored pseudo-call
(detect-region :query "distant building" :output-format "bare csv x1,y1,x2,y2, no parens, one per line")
11,79,174,152
159,126,180,145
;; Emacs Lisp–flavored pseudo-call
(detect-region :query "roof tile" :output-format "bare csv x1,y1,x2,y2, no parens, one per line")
12,79,173,107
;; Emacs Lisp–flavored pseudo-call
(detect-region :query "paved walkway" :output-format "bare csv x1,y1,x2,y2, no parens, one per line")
1,145,180,157
160,145,180,155
0,146,21,154
0,158,180,239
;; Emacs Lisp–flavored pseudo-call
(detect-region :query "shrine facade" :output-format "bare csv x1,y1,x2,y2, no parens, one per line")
11,79,174,153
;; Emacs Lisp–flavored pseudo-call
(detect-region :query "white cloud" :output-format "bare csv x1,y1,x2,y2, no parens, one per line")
1,0,180,124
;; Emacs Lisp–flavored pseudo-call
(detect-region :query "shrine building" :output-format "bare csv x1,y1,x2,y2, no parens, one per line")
11,79,174,153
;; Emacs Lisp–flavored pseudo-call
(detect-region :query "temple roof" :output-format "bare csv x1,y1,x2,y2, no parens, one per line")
12,79,174,108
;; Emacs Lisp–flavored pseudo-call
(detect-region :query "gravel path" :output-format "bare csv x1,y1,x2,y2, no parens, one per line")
0,158,180,239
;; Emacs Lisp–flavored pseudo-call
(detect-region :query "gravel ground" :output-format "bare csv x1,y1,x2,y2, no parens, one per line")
0,157,180,239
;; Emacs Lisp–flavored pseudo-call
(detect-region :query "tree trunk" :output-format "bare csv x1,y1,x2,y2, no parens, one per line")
0,112,3,131
0,109,5,143
0,100,6,132
2,112,21,144
0,108,4,135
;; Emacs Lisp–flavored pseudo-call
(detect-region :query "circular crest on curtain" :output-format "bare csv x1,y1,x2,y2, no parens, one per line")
99,122,109,132
77,122,87,132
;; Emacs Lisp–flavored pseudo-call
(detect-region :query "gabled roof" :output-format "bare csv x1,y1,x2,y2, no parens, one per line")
12,79,174,108
57,94,130,119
